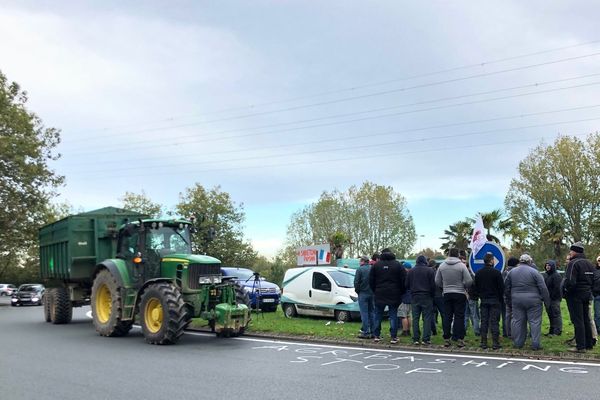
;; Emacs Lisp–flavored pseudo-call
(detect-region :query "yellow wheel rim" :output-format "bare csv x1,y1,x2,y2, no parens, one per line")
96,284,112,324
144,298,163,333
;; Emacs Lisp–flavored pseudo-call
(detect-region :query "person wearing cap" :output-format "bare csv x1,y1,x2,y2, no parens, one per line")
435,248,472,348
504,253,550,350
354,255,375,339
502,256,519,338
369,248,407,344
472,252,504,349
564,242,596,352
406,255,436,345
542,259,563,336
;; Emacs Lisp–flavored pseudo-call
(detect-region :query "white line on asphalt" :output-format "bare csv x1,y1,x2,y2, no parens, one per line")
180,330,600,367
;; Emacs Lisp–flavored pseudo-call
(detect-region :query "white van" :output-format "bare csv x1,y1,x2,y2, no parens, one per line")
280,266,360,322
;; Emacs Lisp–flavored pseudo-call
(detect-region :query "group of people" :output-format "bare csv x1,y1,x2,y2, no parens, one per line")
353,242,600,353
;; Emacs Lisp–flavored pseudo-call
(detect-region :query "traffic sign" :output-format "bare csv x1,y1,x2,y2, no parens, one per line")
469,241,505,273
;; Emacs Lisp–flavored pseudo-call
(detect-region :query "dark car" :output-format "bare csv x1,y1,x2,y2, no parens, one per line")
11,284,45,306
221,267,281,312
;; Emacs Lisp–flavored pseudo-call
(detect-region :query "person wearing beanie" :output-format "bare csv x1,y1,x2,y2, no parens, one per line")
435,248,472,348
369,248,407,344
504,253,550,350
354,256,375,339
542,260,563,336
406,255,436,345
564,242,596,352
502,256,519,337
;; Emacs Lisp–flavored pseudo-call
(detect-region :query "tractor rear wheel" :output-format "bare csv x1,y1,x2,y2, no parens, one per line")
140,282,187,345
91,269,132,337
43,289,54,322
50,287,73,324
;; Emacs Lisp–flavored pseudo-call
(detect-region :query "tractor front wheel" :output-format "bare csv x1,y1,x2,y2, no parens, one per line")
140,282,187,345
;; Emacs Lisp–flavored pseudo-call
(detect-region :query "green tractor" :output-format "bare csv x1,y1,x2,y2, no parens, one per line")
40,207,250,344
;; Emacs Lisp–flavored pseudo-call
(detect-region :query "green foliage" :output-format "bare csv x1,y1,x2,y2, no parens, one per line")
285,181,416,259
505,135,600,249
120,190,163,218
440,219,472,253
175,183,257,266
0,70,63,281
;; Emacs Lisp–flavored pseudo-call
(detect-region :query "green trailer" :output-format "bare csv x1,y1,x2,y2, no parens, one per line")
40,207,250,344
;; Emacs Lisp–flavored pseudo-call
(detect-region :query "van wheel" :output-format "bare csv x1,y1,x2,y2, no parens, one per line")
282,303,297,318
335,309,351,322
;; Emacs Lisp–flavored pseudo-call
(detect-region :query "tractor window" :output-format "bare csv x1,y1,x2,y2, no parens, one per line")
312,272,331,292
146,226,192,254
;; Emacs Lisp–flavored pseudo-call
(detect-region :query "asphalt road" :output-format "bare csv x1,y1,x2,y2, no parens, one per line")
1,297,599,400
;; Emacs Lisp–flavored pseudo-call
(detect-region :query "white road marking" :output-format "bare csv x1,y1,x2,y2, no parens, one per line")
179,330,600,367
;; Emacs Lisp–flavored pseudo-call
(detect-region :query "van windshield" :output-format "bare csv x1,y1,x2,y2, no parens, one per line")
328,270,355,288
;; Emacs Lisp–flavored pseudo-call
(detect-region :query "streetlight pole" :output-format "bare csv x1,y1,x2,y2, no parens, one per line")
419,235,425,252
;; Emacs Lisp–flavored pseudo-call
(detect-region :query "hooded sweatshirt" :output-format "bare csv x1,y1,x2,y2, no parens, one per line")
369,249,407,305
435,256,472,295
542,260,563,301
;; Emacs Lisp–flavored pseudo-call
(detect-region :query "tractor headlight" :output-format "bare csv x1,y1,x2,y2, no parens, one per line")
198,275,222,284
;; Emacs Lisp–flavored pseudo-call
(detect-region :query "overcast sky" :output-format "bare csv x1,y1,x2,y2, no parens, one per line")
2,1,599,257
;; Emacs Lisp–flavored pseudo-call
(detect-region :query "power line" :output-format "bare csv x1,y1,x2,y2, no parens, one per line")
76,39,600,135
64,130,595,181
67,51,600,144
61,103,600,168
66,116,600,176
66,78,600,156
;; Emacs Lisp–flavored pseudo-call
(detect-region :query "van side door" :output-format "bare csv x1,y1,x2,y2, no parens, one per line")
308,271,335,317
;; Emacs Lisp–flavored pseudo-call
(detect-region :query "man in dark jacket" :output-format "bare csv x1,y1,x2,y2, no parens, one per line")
473,253,504,349
369,248,407,344
354,255,375,339
406,255,436,345
564,242,596,352
543,260,563,336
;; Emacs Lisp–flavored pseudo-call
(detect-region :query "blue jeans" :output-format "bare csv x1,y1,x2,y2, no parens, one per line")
358,292,376,335
374,303,400,339
465,298,480,335
594,295,600,335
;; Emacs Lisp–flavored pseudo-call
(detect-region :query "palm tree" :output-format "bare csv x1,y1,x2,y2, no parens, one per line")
498,216,527,253
542,218,565,259
440,219,472,254
480,209,504,243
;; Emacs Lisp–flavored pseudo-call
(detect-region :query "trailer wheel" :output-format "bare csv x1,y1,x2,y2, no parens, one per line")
50,287,73,324
140,282,187,345
43,289,54,323
91,269,132,337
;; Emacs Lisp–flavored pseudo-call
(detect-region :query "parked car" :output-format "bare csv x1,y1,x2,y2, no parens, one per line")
280,266,359,322
0,284,18,296
221,267,281,312
11,284,45,306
